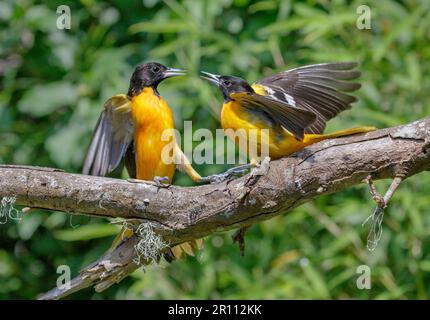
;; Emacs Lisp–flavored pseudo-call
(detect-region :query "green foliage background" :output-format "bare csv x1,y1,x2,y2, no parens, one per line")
1,0,430,299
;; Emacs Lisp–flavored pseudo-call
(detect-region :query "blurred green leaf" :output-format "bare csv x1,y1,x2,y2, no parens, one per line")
301,259,331,299
129,21,196,34
53,224,119,241
17,82,76,117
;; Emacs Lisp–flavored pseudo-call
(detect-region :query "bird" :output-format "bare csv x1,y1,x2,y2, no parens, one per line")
82,62,216,262
200,62,376,254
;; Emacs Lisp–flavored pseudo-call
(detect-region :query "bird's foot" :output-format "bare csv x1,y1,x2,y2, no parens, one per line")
250,156,270,177
200,164,252,184
232,225,251,257
153,176,171,188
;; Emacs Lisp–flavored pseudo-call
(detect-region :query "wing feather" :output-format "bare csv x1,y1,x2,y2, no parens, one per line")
254,62,361,134
82,94,134,176
231,92,317,140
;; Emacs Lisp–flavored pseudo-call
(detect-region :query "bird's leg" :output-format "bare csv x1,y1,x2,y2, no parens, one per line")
232,225,251,257
200,157,270,184
199,163,254,184
249,156,270,176
175,142,261,184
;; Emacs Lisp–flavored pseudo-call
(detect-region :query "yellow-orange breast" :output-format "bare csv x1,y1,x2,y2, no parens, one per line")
130,87,176,180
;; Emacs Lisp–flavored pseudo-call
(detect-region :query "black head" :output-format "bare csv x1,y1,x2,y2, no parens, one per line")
128,62,185,97
200,72,254,101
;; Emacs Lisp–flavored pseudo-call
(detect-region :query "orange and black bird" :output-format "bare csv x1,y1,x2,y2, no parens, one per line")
201,62,376,253
83,62,213,261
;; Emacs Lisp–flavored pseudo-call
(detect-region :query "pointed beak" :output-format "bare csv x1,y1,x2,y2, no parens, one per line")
162,67,186,78
200,71,221,86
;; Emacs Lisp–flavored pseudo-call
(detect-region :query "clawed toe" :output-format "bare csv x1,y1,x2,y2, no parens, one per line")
200,164,252,184
153,176,171,188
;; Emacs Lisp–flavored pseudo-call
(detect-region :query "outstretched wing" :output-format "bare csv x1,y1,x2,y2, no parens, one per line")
231,92,317,140
253,62,361,134
82,94,134,176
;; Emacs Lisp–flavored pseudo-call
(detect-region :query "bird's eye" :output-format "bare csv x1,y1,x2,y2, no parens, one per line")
152,66,160,73
223,80,231,87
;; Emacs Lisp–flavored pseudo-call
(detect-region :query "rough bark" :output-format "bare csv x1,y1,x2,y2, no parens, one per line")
1,117,430,299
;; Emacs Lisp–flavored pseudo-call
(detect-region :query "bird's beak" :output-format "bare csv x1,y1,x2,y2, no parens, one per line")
200,71,221,86
163,67,187,78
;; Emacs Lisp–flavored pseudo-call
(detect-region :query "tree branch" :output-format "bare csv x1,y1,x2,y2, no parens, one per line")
1,117,430,299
